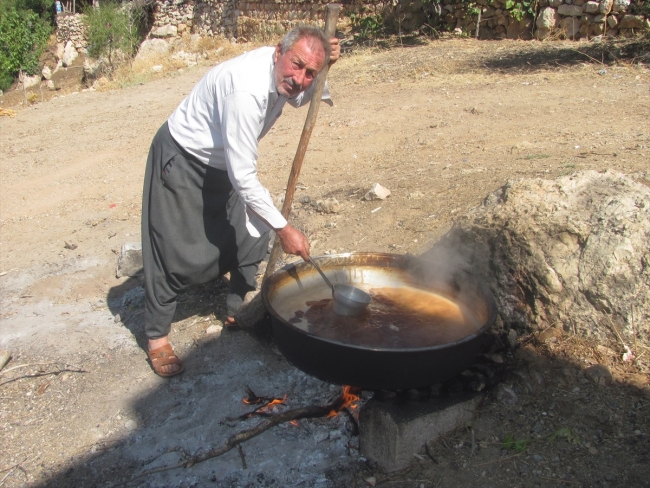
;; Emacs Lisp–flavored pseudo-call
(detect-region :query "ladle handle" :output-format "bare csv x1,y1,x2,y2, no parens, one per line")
308,256,335,294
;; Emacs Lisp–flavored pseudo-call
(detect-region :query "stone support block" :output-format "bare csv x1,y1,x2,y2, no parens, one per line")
116,243,143,278
359,392,484,473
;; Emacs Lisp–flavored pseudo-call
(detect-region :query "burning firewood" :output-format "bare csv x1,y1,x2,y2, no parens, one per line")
111,386,361,487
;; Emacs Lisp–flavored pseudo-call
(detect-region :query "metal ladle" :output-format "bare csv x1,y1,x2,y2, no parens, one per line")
307,256,372,316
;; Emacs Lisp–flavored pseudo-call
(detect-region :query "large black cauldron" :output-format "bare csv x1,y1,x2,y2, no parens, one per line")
262,253,497,391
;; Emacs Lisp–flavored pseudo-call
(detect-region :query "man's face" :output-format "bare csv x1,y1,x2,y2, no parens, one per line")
273,37,325,98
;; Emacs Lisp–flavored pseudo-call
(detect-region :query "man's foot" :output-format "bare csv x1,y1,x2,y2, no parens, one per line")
224,316,239,329
148,337,183,377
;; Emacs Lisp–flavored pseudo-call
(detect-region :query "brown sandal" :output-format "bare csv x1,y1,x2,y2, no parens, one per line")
148,344,184,377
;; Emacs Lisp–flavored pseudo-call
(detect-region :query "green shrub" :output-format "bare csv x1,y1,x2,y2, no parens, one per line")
0,6,51,91
83,1,143,67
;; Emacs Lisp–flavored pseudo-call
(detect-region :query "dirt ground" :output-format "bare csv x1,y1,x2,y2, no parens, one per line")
1,37,649,487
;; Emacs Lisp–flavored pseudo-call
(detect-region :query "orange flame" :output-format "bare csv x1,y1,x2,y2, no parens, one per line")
265,395,287,408
327,386,361,418
289,420,299,427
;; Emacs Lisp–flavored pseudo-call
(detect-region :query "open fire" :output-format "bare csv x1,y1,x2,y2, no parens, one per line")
236,385,361,422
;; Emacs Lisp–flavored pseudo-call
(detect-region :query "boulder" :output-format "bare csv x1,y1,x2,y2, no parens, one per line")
559,16,581,37
422,171,650,346
608,15,619,27
611,0,630,12
535,26,551,39
507,16,534,39
599,0,613,13
41,65,52,80
22,74,40,89
135,38,169,61
618,14,644,29
558,4,584,16
83,56,109,84
151,24,178,38
584,1,600,13
536,7,559,29
62,41,78,67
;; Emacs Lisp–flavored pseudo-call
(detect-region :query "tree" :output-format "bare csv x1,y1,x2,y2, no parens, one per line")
0,6,51,90
83,1,143,68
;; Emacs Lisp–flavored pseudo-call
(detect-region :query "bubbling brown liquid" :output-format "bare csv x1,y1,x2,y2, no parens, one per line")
288,285,481,349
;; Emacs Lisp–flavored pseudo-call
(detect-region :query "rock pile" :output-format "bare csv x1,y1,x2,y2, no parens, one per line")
535,0,648,40
423,171,650,346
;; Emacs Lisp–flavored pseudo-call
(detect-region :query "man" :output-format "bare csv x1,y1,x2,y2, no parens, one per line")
141,26,340,377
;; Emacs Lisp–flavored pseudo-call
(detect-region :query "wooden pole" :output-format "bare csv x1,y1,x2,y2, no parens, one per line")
263,3,341,281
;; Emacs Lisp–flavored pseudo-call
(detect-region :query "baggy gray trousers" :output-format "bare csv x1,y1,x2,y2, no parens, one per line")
141,122,270,339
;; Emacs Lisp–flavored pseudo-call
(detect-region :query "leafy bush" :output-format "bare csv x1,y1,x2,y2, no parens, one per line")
349,8,385,43
0,5,51,90
84,1,144,67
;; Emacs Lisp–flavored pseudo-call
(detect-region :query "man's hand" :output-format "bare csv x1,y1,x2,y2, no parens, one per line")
328,37,340,65
276,224,310,261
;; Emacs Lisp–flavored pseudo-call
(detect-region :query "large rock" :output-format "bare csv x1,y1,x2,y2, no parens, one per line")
22,74,40,88
584,1,600,13
422,171,650,346
558,4,584,16
62,41,78,67
619,14,644,29
559,16,581,37
150,24,178,38
611,0,630,12
507,16,534,39
537,7,559,29
135,38,170,61
599,0,613,13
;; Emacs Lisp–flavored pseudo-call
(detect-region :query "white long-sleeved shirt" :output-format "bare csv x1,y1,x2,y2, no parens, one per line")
167,46,316,237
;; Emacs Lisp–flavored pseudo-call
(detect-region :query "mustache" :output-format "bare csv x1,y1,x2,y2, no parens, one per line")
282,77,302,92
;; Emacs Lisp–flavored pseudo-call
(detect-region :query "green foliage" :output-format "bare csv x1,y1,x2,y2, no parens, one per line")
0,6,51,90
349,8,385,43
83,1,143,65
502,434,532,452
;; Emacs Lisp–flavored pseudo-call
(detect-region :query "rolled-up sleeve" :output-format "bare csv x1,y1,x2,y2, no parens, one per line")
219,91,287,231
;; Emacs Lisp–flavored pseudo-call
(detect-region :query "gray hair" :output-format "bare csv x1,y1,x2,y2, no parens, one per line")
279,25,331,65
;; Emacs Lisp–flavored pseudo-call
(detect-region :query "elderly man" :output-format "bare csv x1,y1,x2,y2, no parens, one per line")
141,26,340,377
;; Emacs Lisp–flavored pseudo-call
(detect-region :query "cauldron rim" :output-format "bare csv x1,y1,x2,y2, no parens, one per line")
262,252,497,353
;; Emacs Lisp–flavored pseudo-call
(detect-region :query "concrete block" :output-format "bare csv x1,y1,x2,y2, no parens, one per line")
116,242,143,278
359,392,484,472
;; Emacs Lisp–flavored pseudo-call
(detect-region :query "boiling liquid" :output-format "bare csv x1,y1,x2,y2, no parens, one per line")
287,285,481,349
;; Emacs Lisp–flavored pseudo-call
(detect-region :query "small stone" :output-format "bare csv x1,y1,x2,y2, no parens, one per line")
532,423,544,433
365,477,377,487
205,324,221,335
152,65,163,73
533,454,544,462
299,195,311,204
125,419,138,431
507,329,518,348
316,198,340,214
364,183,391,201
538,327,562,343
584,364,612,386
588,446,598,455
496,384,518,407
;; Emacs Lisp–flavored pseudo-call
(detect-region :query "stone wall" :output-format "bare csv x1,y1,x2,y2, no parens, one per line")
55,12,87,49
53,0,648,46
